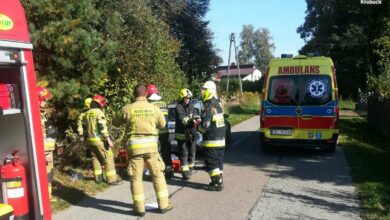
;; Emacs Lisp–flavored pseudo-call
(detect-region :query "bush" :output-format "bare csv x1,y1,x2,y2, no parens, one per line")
368,71,390,97
219,79,240,96
219,78,264,97
242,79,264,93
241,92,260,107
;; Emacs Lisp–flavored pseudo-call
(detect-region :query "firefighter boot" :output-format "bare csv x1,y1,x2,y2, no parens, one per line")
96,174,104,183
160,203,173,214
164,166,174,179
207,175,224,191
188,163,195,175
182,170,191,180
181,165,191,180
217,175,224,191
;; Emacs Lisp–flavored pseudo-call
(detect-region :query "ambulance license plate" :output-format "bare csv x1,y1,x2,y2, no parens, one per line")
271,129,292,136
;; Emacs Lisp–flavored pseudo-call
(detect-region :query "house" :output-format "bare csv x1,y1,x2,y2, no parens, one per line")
215,63,262,82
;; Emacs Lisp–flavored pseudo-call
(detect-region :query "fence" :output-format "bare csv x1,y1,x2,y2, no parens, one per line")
367,95,390,138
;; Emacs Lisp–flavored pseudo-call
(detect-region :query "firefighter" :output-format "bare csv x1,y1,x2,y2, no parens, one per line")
77,97,93,175
198,81,226,191
37,86,56,199
175,88,197,180
77,97,92,139
82,95,121,185
146,84,173,179
115,84,173,216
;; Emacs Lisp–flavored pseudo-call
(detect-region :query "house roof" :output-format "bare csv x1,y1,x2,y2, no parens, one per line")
216,64,258,77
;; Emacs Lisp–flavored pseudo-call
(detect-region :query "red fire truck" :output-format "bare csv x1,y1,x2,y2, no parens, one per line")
0,1,52,219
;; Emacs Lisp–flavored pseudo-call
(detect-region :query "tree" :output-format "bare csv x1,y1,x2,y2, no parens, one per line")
238,25,255,64
238,25,275,73
253,28,275,73
21,0,120,131
97,0,187,112
21,0,187,133
148,0,222,83
297,0,390,97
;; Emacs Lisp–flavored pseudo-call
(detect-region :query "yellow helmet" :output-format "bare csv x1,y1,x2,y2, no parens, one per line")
84,98,92,109
179,88,193,99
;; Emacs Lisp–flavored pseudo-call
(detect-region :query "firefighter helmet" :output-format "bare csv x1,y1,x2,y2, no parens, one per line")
201,81,216,93
147,84,159,96
201,81,216,101
84,98,92,109
37,86,52,104
92,95,106,107
179,89,193,99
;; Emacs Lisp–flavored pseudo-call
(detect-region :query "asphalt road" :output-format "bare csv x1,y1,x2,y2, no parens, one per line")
53,116,361,220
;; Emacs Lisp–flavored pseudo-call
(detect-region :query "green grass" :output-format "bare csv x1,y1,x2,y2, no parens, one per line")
51,166,111,213
340,98,356,110
227,104,259,126
339,117,390,219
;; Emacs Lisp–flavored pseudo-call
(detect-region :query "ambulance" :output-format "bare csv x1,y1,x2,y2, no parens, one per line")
259,55,339,153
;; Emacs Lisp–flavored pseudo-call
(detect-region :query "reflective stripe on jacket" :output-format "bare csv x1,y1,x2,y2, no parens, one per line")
126,137,159,151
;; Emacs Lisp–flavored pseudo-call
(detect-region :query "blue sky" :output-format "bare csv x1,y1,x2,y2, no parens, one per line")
205,0,307,65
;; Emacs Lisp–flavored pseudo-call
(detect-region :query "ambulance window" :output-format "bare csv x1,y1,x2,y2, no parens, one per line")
267,76,298,105
300,76,332,105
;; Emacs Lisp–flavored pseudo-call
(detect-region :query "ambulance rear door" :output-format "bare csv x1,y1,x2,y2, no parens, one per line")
264,75,299,139
298,73,336,140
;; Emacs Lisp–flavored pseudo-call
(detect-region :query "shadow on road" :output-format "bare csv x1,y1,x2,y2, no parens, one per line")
166,176,209,191
263,188,360,214
54,180,133,215
225,130,360,217
225,130,351,185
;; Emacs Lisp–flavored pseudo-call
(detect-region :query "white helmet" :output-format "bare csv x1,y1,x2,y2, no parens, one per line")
202,81,216,94
201,81,217,101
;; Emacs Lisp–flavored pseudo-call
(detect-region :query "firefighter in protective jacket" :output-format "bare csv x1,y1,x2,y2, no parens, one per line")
198,81,226,191
175,88,197,180
77,97,92,139
115,84,173,216
82,95,120,185
146,84,173,179
38,86,56,199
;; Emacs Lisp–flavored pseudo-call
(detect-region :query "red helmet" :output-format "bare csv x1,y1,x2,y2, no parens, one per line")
92,94,106,107
147,84,159,96
37,86,52,104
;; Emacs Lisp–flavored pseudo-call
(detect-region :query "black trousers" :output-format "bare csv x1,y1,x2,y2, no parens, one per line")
178,139,196,166
159,132,172,169
203,147,225,174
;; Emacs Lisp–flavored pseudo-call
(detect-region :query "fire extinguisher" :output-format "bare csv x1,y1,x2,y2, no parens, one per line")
0,150,29,219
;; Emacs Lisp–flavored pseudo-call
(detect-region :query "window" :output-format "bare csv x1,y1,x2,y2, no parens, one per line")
268,76,299,105
268,75,332,106
300,75,332,105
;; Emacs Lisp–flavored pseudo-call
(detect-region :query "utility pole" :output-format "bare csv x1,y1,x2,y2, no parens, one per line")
226,33,233,93
232,33,243,96
226,33,243,97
